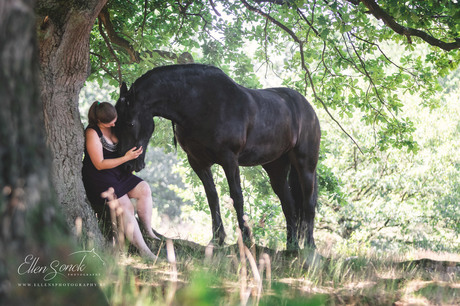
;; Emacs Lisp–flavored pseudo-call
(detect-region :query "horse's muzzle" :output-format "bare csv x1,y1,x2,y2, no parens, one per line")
126,159,145,173
134,160,145,172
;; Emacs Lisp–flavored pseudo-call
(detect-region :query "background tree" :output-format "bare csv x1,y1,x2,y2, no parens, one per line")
0,0,106,303
35,0,108,244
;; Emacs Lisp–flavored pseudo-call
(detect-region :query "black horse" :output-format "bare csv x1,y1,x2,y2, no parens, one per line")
115,64,321,250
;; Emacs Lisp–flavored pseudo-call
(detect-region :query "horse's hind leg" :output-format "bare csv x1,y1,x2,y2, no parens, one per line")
289,152,318,248
189,159,226,245
263,156,299,250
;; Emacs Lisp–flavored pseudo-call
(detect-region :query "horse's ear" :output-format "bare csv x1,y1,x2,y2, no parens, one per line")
120,82,128,97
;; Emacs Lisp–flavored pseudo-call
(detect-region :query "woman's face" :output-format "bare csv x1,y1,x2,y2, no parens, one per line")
100,117,117,128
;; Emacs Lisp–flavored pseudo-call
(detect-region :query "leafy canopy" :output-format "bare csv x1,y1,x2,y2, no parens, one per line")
89,0,459,153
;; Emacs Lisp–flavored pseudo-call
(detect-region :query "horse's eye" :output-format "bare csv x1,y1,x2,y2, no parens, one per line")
127,122,134,128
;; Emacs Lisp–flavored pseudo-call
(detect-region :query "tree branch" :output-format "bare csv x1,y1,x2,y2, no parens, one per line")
241,0,301,44
209,0,221,16
98,6,140,63
90,52,119,81
355,0,460,51
97,4,194,74
139,0,149,38
98,17,122,84
254,0,294,4
256,0,460,51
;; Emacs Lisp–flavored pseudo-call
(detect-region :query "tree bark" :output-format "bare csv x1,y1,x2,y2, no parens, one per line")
35,0,108,246
0,0,106,304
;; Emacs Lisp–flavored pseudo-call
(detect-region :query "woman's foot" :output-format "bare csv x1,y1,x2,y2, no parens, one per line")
143,227,161,240
139,248,158,261
148,232,161,240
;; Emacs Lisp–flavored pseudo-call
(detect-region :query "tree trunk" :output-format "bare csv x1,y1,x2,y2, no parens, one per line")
35,0,108,246
0,0,106,304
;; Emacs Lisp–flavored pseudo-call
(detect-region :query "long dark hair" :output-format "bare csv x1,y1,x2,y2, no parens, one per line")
88,101,117,126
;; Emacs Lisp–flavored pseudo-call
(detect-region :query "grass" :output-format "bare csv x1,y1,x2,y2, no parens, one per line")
95,235,460,306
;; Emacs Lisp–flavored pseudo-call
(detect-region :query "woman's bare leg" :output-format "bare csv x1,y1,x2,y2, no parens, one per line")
128,181,160,240
118,195,157,259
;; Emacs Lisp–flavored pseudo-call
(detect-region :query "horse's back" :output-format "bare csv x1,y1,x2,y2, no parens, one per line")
246,87,319,133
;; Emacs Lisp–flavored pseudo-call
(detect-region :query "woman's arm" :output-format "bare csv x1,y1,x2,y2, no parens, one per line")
85,128,142,170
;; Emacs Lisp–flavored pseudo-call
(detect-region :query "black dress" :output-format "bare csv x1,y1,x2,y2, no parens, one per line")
82,125,143,233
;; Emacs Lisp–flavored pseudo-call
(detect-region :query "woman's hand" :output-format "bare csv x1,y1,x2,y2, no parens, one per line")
85,128,143,170
124,146,143,161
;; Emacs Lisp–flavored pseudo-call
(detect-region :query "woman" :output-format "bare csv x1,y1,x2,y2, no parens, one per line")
82,101,159,259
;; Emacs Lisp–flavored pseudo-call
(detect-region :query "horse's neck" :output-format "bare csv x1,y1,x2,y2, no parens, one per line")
145,75,194,124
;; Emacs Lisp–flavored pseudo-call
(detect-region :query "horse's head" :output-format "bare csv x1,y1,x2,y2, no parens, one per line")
115,82,155,172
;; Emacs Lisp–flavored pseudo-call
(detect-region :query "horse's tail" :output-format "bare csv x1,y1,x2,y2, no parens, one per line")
313,169,318,210
288,165,302,215
171,121,177,151
289,164,318,246
288,166,318,212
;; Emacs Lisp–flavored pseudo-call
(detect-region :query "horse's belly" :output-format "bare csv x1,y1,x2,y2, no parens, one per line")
177,123,295,167
237,123,297,166
237,143,291,166
238,155,275,167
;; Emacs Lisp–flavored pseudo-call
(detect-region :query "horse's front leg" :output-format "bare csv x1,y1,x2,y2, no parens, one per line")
189,159,226,245
221,157,251,245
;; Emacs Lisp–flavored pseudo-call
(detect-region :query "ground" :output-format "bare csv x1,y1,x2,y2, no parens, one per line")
98,232,460,305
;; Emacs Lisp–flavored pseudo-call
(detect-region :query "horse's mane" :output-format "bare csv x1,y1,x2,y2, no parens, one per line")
134,64,225,86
